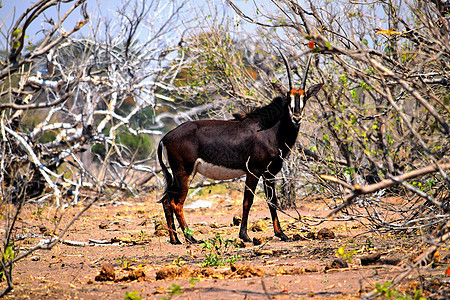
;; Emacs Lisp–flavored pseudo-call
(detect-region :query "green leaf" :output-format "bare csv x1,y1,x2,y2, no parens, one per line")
125,291,142,300
168,284,182,296
13,29,21,37
189,277,200,287
3,244,14,261
184,229,194,237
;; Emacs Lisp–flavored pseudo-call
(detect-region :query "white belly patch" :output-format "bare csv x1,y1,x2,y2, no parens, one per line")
194,158,245,180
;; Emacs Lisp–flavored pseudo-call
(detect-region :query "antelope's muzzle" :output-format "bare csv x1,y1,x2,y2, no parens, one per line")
292,114,302,126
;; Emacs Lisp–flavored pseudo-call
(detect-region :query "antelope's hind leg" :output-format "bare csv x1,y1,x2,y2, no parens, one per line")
162,197,182,245
171,170,199,244
263,175,291,242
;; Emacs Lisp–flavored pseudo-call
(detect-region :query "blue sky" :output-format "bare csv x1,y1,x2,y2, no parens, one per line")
1,0,109,47
1,0,159,25
0,0,258,48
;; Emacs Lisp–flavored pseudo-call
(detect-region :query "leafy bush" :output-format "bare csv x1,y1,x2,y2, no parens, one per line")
200,233,240,267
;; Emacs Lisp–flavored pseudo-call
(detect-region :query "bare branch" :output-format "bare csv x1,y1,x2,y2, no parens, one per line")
327,163,450,217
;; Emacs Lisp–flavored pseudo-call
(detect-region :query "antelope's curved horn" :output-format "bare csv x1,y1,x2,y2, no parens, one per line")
279,50,293,91
301,54,313,91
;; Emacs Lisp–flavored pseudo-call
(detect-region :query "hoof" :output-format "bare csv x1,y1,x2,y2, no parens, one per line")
170,239,183,245
185,235,200,244
276,232,292,242
239,233,252,243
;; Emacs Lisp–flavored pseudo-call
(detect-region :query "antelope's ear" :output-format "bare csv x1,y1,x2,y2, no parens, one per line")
306,83,323,99
271,82,288,97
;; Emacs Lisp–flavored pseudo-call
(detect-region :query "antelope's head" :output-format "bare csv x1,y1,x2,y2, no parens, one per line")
288,88,306,126
280,52,323,127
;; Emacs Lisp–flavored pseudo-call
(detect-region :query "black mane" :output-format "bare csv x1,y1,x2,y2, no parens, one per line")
233,96,287,129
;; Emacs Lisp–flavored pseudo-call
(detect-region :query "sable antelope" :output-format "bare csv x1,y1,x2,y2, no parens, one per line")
157,52,323,244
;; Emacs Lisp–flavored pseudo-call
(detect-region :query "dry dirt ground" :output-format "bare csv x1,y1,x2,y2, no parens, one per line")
3,186,449,299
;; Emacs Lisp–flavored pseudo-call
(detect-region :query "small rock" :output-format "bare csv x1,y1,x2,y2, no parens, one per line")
306,232,316,239
31,256,40,261
304,265,318,272
360,252,382,266
317,228,335,240
234,239,246,248
292,233,305,241
196,226,209,234
232,216,242,226
252,237,267,246
254,249,273,256
95,263,115,281
276,266,304,275
154,221,167,237
39,225,50,236
99,222,109,229
117,268,146,282
128,269,145,281
230,263,265,277
251,219,268,232
155,267,177,281
155,266,191,281
380,256,402,265
325,259,348,270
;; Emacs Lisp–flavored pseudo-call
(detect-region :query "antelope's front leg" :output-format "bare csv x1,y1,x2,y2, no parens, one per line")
239,174,259,242
263,175,291,242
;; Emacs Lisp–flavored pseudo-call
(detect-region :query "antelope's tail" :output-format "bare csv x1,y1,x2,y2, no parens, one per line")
157,140,172,203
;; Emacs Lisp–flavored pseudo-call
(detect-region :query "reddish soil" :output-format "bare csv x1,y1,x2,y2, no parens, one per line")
3,187,449,299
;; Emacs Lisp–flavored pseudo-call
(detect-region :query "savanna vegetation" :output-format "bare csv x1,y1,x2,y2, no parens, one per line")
0,0,448,298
